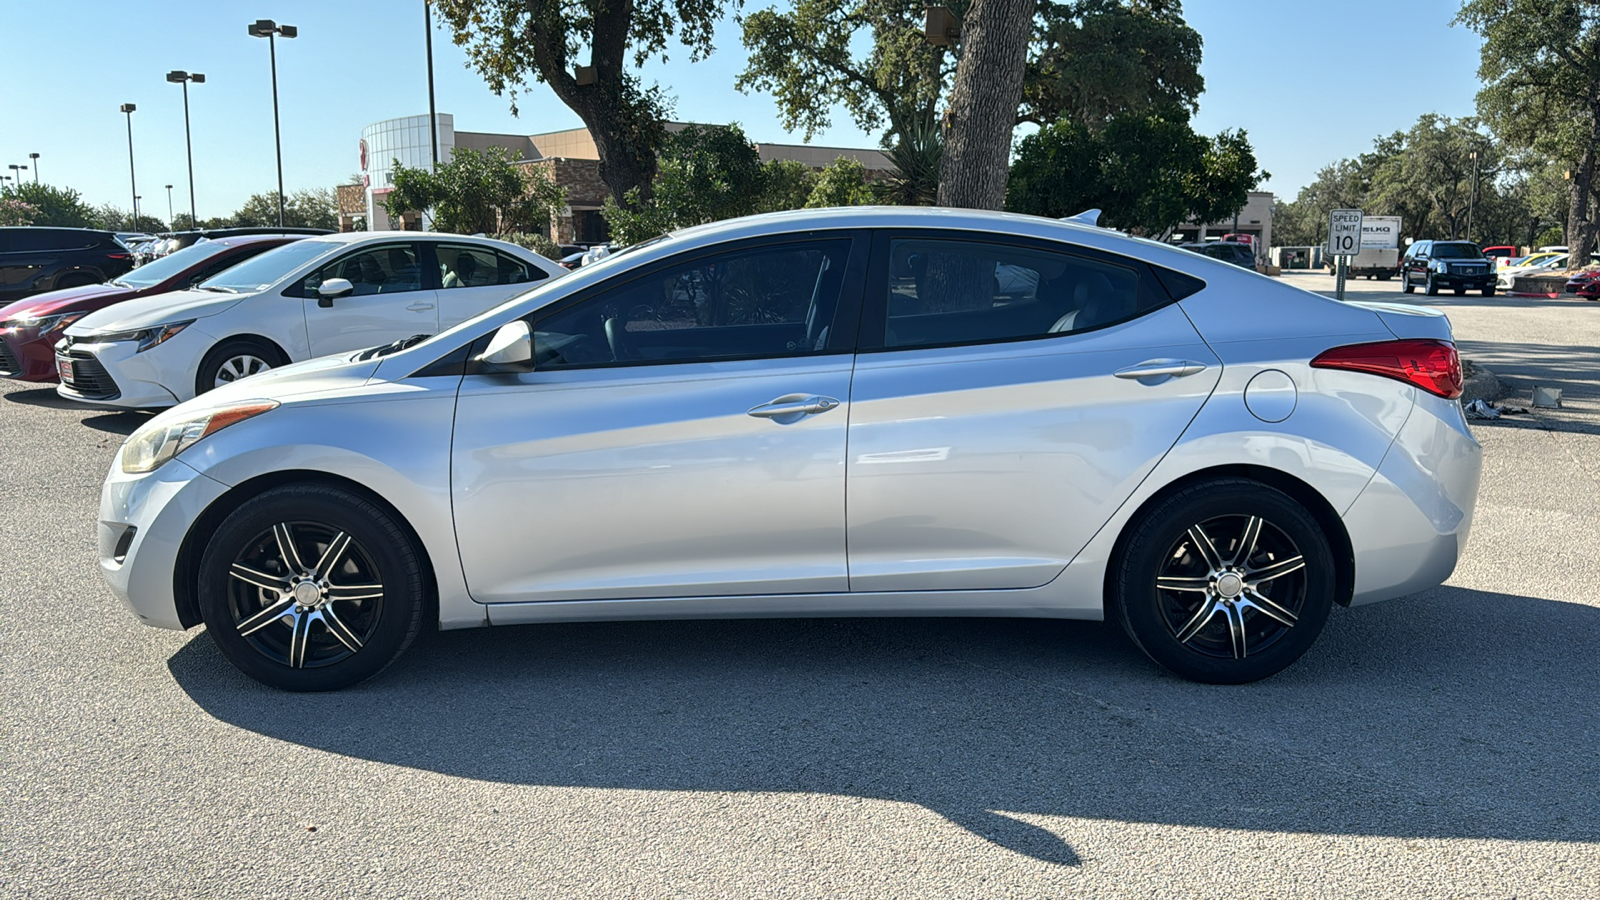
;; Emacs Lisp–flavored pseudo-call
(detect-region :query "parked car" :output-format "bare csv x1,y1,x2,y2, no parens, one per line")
57,232,566,409
1400,240,1495,295
0,235,305,382
1496,253,1569,290
97,207,1481,691
1479,245,1518,267
0,227,136,303
1178,241,1256,269
162,227,336,255
1564,268,1600,300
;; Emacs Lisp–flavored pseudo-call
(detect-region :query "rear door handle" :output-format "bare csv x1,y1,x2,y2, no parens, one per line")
748,394,841,419
1114,359,1209,382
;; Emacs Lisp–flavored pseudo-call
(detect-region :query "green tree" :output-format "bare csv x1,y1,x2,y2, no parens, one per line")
758,159,819,211
0,197,36,226
1021,0,1204,129
1368,114,1498,241
806,157,873,207
386,147,565,235
436,0,732,204
1457,0,1600,266
601,124,768,241
0,182,96,227
1006,113,1263,236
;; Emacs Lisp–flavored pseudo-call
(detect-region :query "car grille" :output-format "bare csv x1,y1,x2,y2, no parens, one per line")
0,340,18,376
1449,264,1488,276
56,350,120,399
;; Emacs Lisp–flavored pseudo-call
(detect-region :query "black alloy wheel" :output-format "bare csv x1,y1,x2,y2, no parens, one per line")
197,484,427,691
1113,478,1335,684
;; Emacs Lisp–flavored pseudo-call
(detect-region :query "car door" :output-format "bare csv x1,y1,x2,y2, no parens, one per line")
451,233,867,604
844,231,1222,592
432,241,554,329
297,241,438,357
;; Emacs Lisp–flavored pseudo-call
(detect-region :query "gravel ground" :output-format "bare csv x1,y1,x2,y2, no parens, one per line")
3,275,1597,898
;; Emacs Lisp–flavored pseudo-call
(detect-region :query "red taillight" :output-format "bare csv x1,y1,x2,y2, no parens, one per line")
1311,339,1463,399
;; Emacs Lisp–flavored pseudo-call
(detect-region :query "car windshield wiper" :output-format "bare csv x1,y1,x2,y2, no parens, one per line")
199,285,238,293
109,280,134,289
357,333,433,361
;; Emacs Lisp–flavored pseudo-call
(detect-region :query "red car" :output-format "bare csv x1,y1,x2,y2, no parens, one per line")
1565,268,1600,300
0,234,303,382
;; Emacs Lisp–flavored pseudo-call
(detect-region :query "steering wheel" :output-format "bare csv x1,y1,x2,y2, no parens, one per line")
603,317,631,362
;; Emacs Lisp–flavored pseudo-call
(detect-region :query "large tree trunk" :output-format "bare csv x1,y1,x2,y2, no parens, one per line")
935,0,1036,210
1567,97,1599,268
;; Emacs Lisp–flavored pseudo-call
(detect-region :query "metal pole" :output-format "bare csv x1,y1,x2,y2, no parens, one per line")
166,185,174,228
1336,255,1347,302
269,31,285,228
124,111,138,229
425,0,439,169
1467,153,1479,242
29,153,39,183
183,79,197,226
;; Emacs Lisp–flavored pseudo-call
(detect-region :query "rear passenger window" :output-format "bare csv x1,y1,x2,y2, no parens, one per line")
438,243,548,289
878,238,1149,349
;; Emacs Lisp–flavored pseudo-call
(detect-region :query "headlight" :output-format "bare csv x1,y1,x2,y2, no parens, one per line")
87,321,192,353
8,312,84,335
1431,260,1447,272
120,400,278,474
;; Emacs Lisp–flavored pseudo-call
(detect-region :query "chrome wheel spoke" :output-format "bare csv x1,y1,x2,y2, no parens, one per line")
273,523,307,573
1246,554,1305,586
1234,516,1263,567
229,562,289,593
1223,601,1248,658
318,607,365,653
1173,598,1223,645
326,581,383,601
1187,525,1224,570
1243,588,1299,628
1156,575,1210,593
313,532,352,581
288,611,313,669
237,595,297,637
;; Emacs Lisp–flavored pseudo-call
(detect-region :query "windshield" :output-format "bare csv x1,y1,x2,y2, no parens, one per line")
1431,243,1485,260
112,241,236,289
198,239,339,292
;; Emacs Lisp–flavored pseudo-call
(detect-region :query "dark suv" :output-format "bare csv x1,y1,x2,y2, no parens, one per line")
1178,241,1257,269
0,228,134,303
1400,240,1494,296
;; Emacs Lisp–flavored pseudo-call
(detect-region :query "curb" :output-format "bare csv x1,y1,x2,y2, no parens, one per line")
1461,362,1502,403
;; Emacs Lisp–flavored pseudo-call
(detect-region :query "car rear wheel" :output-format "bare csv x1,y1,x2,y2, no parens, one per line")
196,339,286,395
1112,478,1335,684
196,484,428,691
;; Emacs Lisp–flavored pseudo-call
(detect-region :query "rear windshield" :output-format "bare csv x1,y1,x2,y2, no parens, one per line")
1431,243,1485,260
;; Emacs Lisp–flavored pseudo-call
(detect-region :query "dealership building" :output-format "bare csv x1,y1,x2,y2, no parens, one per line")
337,113,893,242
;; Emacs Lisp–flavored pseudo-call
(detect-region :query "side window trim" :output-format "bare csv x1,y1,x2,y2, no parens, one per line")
856,228,1175,353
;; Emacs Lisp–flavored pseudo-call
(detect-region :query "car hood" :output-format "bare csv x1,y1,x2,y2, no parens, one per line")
0,284,134,322
167,351,384,416
66,288,250,335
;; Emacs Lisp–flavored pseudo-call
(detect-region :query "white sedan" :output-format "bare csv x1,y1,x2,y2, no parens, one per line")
57,232,565,408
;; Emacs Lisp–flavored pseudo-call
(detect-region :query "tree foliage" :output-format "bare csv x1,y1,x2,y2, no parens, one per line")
436,0,732,203
228,189,340,230
386,147,566,235
1006,113,1263,236
1457,0,1600,265
873,117,943,205
0,182,97,228
808,157,874,207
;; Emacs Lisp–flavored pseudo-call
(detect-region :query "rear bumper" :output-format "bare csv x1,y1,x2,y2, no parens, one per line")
1343,392,1482,605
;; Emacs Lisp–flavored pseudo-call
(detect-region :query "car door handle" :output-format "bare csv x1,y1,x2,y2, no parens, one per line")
1114,359,1209,381
406,301,435,311
747,395,841,419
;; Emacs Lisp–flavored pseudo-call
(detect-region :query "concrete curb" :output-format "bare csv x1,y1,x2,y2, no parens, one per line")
1461,361,1503,403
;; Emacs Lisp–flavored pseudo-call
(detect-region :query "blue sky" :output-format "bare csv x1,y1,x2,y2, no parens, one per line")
0,0,1486,221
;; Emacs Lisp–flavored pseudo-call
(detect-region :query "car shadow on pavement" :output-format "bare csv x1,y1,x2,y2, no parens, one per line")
79,411,150,436
2,386,83,410
168,585,1599,865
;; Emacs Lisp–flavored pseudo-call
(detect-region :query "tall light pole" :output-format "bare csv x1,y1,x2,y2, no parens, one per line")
165,184,174,228
120,103,138,229
1467,149,1480,242
7,164,24,183
425,0,439,169
28,152,39,183
165,70,205,227
247,19,297,228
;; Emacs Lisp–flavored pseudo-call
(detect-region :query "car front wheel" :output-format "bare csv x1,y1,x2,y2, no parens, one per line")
1401,272,1414,294
196,339,286,396
196,484,428,691
1112,478,1335,684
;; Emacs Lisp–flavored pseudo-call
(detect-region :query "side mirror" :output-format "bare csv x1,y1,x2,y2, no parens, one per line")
474,320,533,373
317,277,354,307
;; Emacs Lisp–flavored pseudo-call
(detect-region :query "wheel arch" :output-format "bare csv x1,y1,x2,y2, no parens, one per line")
206,333,292,365
1102,464,1356,611
172,469,439,629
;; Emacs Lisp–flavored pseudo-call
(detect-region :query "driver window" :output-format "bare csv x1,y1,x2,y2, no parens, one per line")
301,244,422,296
531,239,853,368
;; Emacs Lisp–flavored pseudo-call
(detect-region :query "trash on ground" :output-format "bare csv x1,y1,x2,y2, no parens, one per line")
1531,386,1563,409
1464,399,1501,419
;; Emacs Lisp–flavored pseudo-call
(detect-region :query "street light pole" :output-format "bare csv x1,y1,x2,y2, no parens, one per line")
1467,150,1479,242
120,103,138,229
28,153,39,183
6,164,23,184
165,184,174,228
166,70,205,227
425,0,439,169
248,20,298,228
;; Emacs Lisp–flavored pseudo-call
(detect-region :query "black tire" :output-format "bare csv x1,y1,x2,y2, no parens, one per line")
1111,478,1336,684
196,484,428,691
1377,272,1392,281
1483,286,1496,296
1401,272,1414,294
1425,275,1439,296
195,338,286,396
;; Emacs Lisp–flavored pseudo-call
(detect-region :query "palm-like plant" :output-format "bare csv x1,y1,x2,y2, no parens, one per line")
874,117,943,206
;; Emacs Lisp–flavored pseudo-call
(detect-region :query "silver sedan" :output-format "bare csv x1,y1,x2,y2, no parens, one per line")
98,208,1482,690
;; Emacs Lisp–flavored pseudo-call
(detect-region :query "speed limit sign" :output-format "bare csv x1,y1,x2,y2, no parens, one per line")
1329,209,1363,256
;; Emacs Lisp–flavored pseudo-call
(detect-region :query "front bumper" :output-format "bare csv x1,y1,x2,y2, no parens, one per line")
0,329,63,381
1342,392,1483,605
54,327,209,408
1432,273,1494,290
100,456,230,630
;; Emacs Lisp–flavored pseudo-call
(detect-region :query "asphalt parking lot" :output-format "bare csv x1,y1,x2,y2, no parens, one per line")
3,273,1597,897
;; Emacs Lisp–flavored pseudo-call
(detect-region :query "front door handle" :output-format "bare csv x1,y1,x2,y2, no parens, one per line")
1114,359,1209,382
407,301,436,311
748,394,841,419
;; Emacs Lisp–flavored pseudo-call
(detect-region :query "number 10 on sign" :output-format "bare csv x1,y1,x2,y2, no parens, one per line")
1329,209,1362,301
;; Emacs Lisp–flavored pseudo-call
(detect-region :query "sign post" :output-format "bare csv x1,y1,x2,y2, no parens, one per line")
1329,209,1363,302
